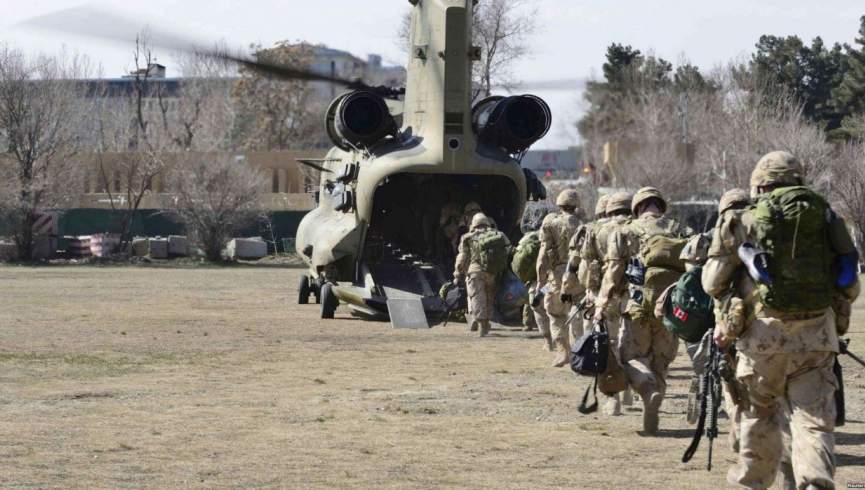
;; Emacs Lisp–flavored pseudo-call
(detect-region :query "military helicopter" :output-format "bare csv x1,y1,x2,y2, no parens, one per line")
22,0,551,328
295,0,550,327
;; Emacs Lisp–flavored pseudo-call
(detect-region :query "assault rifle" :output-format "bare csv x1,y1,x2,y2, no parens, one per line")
682,328,723,471
836,338,865,426
564,295,595,326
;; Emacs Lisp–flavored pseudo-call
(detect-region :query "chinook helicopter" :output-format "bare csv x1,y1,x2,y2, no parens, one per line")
21,0,551,327
296,0,550,327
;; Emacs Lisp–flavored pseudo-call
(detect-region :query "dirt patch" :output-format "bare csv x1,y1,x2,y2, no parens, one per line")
0,265,863,488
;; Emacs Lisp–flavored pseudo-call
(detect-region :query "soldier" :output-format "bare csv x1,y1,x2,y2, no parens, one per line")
703,151,860,489
537,189,583,367
454,213,511,337
595,186,690,433
679,189,750,429
561,194,609,343
575,191,633,415
512,205,555,344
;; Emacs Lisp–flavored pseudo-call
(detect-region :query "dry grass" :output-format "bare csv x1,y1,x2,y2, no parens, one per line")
0,265,863,488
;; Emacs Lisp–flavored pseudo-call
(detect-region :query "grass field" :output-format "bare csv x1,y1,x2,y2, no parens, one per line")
1,265,863,488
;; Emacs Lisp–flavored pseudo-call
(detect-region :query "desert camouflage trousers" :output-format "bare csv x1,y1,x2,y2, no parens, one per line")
620,314,679,399
728,350,837,490
466,271,496,322
543,285,573,344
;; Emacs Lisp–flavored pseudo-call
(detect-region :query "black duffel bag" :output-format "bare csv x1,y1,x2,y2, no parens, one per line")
570,320,609,414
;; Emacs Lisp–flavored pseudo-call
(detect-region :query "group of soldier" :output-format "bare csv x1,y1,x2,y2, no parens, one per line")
449,150,860,489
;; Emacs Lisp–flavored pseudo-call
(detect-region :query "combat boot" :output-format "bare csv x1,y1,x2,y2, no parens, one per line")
641,391,663,435
603,395,622,416
622,387,634,406
468,320,479,332
479,320,491,337
542,334,554,352
551,338,571,368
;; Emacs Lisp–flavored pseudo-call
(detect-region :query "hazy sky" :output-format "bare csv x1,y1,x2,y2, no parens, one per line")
2,0,863,149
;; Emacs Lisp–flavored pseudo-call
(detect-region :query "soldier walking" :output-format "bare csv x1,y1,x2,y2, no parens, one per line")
454,213,511,337
537,189,583,367
595,187,690,433
703,151,860,489
574,191,633,415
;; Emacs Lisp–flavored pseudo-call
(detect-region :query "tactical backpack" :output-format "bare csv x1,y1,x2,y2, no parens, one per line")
662,266,715,343
511,232,541,282
752,186,835,313
630,234,687,315
471,230,510,276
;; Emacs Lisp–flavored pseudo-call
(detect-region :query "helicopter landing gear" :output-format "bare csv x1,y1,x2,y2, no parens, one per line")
320,283,338,319
298,275,311,304
313,278,322,304
297,276,318,305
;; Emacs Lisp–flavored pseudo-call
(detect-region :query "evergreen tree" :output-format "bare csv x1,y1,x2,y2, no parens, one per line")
833,16,865,138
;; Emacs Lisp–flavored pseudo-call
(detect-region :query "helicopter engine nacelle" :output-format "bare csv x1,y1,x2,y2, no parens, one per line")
326,90,397,151
471,95,552,154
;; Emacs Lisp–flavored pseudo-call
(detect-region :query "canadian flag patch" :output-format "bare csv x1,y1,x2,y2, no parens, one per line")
673,306,689,322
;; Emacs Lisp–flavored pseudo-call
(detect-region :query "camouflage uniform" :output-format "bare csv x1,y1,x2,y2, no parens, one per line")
562,195,609,343
578,191,633,415
454,213,510,337
597,187,689,433
515,231,551,340
538,189,583,367
703,152,860,489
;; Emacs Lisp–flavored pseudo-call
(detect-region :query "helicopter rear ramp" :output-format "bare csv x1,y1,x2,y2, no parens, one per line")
366,250,449,329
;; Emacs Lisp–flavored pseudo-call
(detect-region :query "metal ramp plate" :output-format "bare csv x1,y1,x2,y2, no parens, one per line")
386,298,429,329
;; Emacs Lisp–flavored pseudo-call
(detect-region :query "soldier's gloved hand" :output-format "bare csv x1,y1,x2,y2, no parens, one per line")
561,294,573,304
713,329,733,349
593,307,605,322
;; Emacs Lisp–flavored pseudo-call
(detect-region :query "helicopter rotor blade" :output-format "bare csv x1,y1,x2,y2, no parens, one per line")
296,159,334,174
16,6,360,87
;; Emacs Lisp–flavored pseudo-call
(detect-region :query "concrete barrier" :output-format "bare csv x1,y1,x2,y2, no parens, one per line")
225,237,267,260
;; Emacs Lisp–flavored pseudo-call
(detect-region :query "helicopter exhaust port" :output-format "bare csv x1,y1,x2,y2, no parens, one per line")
326,90,398,151
471,95,552,154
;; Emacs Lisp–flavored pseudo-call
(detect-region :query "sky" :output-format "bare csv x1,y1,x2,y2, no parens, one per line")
2,0,864,149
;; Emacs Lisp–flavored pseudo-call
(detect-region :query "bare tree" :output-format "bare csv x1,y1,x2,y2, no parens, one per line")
0,46,89,259
832,141,865,256
472,0,537,98
94,35,237,252
169,154,265,262
398,0,537,98
232,42,324,150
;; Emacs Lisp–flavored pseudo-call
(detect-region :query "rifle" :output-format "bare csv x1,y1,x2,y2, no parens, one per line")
682,328,723,471
836,338,865,427
564,295,594,326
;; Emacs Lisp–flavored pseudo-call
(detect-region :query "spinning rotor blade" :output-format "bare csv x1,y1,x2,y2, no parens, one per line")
17,6,359,87
296,159,334,174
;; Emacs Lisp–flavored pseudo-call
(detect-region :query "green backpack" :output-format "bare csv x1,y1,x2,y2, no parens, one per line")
752,186,835,313
472,230,510,275
637,234,687,314
511,232,541,282
662,266,714,343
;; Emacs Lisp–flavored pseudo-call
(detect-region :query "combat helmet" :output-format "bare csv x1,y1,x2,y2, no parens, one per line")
749,151,804,197
470,213,495,232
594,194,610,217
556,189,581,209
631,186,667,215
718,188,750,215
605,191,632,215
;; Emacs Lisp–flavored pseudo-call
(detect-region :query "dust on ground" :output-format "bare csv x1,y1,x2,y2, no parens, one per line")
1,266,863,488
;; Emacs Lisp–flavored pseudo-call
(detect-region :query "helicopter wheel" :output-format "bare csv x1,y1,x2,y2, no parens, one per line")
313,280,322,304
298,275,311,305
320,283,338,319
